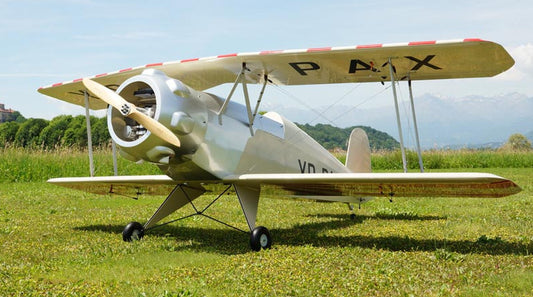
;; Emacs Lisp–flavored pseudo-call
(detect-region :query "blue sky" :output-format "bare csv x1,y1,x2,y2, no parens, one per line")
2,0,532,120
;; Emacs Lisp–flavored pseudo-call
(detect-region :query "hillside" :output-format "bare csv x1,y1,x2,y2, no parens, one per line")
297,123,399,151
272,93,533,148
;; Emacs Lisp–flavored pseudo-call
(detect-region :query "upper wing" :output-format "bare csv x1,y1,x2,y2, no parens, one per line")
225,172,521,200
38,38,514,110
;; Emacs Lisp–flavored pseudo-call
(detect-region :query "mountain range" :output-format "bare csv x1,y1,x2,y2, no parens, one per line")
266,93,533,149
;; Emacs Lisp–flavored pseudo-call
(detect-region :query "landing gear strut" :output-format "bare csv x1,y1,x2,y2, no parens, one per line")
120,183,274,251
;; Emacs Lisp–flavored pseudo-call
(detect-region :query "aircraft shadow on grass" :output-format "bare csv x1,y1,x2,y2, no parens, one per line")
75,212,532,256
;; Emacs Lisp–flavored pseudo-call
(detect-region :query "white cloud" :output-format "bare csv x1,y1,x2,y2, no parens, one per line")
496,44,533,81
512,43,533,69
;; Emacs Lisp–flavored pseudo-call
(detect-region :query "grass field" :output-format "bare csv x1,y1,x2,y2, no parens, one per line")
1,150,533,296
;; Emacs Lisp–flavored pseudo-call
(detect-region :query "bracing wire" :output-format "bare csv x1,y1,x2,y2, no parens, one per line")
332,85,391,121
306,83,361,125
271,84,337,126
272,83,393,128
270,82,394,147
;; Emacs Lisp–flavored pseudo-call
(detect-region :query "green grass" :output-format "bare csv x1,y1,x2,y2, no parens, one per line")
0,147,159,182
1,149,533,295
1,167,532,296
334,149,533,170
2,147,532,182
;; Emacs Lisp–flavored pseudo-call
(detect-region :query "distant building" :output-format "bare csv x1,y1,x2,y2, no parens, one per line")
0,103,15,123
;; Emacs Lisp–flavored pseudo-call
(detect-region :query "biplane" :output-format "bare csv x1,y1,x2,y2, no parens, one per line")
38,38,520,251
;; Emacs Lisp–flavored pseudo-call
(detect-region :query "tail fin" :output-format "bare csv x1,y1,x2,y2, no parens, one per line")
345,128,371,173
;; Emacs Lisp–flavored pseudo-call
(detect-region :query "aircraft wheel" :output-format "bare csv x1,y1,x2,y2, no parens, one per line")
122,222,144,242
350,213,356,220
250,226,272,251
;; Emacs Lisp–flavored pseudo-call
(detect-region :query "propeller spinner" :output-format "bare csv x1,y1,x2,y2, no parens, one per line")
82,78,181,147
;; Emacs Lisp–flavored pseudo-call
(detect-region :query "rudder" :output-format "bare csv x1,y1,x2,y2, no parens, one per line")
345,128,371,173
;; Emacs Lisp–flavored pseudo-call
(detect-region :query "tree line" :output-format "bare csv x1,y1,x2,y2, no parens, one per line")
0,114,400,151
3,112,527,152
0,115,110,149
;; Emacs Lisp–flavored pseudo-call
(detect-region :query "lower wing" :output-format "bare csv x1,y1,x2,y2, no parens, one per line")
225,172,521,199
48,175,200,196
48,172,520,201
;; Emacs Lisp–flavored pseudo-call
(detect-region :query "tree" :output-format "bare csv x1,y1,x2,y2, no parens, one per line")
91,116,110,146
39,115,73,149
12,111,26,123
502,133,532,151
14,118,49,147
0,121,20,147
62,116,88,147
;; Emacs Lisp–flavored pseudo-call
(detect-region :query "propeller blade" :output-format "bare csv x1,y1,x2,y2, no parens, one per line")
82,78,181,147
82,78,130,114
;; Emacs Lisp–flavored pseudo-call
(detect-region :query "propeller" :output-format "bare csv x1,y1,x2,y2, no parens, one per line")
82,78,181,147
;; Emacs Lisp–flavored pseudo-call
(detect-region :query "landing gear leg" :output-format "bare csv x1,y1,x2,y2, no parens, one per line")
122,184,205,242
234,184,273,251
121,183,273,251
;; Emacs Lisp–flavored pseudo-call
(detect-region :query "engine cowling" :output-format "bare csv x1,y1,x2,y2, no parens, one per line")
107,69,207,164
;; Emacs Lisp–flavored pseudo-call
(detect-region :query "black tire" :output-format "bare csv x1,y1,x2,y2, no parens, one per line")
122,222,144,242
250,226,272,251
350,213,356,220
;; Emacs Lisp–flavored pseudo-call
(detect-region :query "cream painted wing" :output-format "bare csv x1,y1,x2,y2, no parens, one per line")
48,175,201,196
225,172,521,200
38,39,514,110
